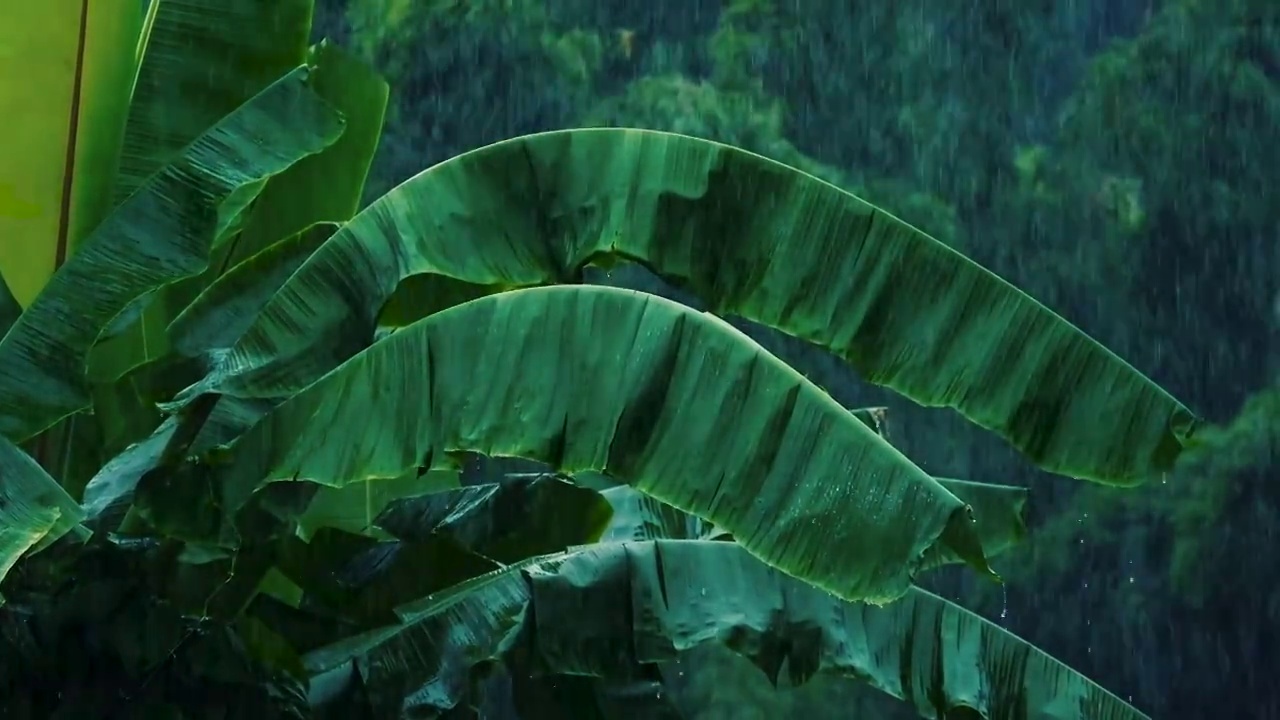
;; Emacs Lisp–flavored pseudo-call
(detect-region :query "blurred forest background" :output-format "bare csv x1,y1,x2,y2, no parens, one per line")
313,0,1278,717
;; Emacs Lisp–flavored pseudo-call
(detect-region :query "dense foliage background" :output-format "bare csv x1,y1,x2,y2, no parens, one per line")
311,0,1279,717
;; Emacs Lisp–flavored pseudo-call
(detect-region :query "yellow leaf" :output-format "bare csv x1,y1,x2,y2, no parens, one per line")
0,0,145,307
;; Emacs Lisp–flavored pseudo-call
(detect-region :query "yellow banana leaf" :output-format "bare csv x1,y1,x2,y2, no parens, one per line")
0,0,147,307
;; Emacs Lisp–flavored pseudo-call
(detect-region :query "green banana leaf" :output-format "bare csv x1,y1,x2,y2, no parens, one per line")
174,127,1198,486
275,475,612,629
598,477,1027,573
829,407,1031,569
530,540,1148,720
229,40,389,263
288,471,1015,702
189,284,989,604
0,66,343,442
295,467,459,541
374,474,615,562
300,539,1146,720
112,0,314,204
92,36,389,383
920,477,1027,570
80,394,275,527
168,222,340,357
0,436,86,586
302,552,565,718
0,0,145,307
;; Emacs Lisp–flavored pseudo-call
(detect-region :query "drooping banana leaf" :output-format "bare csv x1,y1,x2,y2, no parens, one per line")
598,477,1027,573
842,406,1030,569
528,541,1149,720
0,0,147,307
920,477,1027,570
301,539,1147,720
302,553,564,719
182,284,989,604
177,128,1196,486
0,436,86,586
0,67,344,442
296,477,1013,717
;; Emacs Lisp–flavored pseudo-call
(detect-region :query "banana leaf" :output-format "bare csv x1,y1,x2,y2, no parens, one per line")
598,477,1028,573
112,0,314,203
301,539,1147,720
374,473,615,562
920,477,1027,570
230,40,389,263
181,284,990,604
80,394,275,527
0,0,146,307
0,66,343,442
168,222,340,357
92,33,388,383
0,436,86,586
172,128,1197,486
295,468,460,541
529,540,1148,720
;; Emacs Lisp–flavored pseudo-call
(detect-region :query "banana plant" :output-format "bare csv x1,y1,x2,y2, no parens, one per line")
0,3,1197,718
0,0,388,492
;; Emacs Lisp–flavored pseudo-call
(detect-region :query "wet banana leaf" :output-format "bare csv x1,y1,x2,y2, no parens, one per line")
112,0,314,203
202,285,990,605
229,40,389,263
178,128,1195,486
0,0,145,307
920,477,1028,570
0,67,343,442
93,34,388,382
0,436,86,586
374,474,614,562
302,553,564,718
529,541,1149,720
79,394,275,527
599,477,1027,572
168,222,340,357
295,468,459,541
302,540,1146,720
